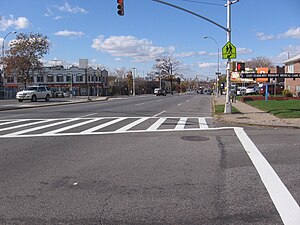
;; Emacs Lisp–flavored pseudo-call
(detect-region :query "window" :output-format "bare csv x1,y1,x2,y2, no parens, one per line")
37,75,44,82
287,64,294,73
30,76,34,83
7,76,14,83
38,87,46,92
76,75,83,82
66,74,72,82
47,75,54,82
57,75,64,82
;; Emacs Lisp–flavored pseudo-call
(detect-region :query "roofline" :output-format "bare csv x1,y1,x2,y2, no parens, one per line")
283,54,300,64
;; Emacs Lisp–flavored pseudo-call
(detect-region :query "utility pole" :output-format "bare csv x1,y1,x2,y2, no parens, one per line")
132,68,136,96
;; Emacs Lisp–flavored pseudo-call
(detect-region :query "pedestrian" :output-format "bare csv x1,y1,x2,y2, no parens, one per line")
231,89,237,103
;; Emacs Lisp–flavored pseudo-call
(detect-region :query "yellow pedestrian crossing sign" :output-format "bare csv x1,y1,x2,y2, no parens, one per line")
222,42,236,59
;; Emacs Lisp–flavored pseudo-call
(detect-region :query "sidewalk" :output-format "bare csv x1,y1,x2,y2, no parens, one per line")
213,95,300,128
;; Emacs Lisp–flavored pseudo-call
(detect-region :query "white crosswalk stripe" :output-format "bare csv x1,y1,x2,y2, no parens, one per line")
0,117,211,138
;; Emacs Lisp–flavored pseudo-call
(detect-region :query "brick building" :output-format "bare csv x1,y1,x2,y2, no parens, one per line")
284,54,300,96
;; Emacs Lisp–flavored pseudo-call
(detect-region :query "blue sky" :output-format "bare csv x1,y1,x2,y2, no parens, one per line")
1,0,299,79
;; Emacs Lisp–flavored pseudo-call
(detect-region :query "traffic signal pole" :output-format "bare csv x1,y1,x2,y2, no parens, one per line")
153,0,239,113
224,0,239,113
225,0,232,113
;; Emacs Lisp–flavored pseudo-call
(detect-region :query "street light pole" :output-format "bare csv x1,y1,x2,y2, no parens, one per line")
132,68,136,96
1,31,17,99
204,36,220,96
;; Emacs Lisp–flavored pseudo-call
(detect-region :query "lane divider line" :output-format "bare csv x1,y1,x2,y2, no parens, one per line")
234,127,300,225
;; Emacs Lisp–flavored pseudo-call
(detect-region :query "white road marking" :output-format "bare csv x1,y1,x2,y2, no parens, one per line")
175,117,187,130
80,117,126,134
135,103,145,106
44,118,102,134
115,117,148,132
152,111,166,117
177,103,182,106
2,118,80,137
80,113,98,118
0,119,55,132
198,118,209,129
0,119,31,126
146,118,166,131
234,127,300,225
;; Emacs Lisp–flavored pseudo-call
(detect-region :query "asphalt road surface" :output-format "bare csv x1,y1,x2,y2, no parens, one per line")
0,94,299,225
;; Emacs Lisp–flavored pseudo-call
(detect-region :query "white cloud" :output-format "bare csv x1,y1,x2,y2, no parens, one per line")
256,32,274,40
54,30,85,38
175,51,207,58
237,48,253,55
0,15,29,31
92,35,175,62
58,2,87,14
279,27,300,39
198,62,216,69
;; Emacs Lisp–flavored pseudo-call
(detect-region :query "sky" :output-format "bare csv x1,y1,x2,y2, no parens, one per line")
1,0,300,79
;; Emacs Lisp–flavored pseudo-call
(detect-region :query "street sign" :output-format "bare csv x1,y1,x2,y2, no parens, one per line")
240,73,300,78
222,42,236,59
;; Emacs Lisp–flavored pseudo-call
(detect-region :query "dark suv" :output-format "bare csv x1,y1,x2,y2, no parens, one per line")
156,89,166,96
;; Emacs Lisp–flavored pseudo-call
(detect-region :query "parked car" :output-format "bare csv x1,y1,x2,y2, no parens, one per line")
16,86,51,102
52,91,65,98
154,88,160,94
63,92,70,98
259,84,284,96
156,89,166,96
245,86,258,95
237,87,246,96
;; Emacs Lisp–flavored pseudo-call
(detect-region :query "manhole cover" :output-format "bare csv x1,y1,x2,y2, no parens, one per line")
181,136,209,142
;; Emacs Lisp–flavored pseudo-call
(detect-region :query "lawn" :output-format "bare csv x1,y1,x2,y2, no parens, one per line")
246,100,300,118
214,105,240,115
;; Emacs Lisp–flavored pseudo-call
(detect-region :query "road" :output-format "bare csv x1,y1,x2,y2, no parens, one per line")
0,94,299,225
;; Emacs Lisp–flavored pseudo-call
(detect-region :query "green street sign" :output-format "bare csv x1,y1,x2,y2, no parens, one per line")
222,42,236,59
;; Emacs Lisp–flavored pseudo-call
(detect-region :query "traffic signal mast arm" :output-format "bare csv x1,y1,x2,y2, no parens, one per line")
152,0,228,32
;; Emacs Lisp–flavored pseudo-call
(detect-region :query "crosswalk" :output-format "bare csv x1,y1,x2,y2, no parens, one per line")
0,117,212,138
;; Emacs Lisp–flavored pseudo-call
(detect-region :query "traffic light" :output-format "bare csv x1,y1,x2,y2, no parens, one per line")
230,61,236,72
236,62,245,72
117,0,124,16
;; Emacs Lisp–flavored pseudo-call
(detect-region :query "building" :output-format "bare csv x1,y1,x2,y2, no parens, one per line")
284,54,300,96
3,65,109,99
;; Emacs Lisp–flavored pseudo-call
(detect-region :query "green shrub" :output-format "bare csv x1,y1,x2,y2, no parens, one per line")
282,89,293,97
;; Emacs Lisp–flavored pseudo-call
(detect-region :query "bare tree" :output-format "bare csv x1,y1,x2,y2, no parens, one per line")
154,56,181,75
246,56,273,69
154,56,181,94
4,32,50,88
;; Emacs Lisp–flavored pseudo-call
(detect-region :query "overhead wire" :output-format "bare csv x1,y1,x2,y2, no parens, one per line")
179,0,225,6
